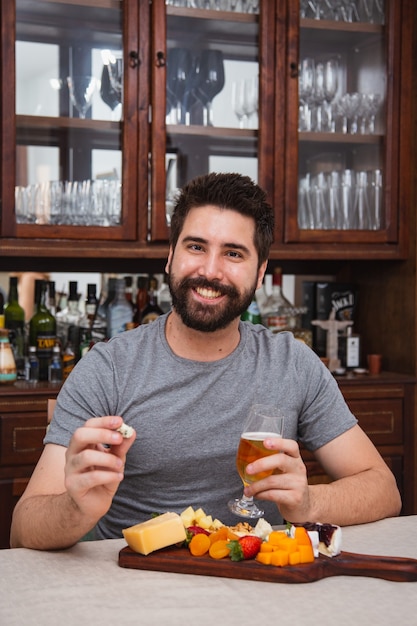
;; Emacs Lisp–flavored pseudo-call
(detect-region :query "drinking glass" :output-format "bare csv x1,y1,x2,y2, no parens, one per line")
298,57,315,131
195,49,225,126
67,76,97,119
167,48,193,124
228,404,285,518
100,64,122,119
323,57,339,131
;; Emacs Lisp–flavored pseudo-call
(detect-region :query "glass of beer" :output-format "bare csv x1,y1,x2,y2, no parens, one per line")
228,404,285,519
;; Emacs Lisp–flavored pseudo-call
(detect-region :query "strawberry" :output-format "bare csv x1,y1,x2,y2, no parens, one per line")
185,525,210,546
227,535,262,561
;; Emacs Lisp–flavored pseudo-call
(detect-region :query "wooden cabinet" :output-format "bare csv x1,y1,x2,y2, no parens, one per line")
0,383,59,549
0,0,413,264
302,372,416,515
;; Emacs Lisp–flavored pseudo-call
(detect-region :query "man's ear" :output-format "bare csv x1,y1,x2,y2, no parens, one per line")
256,260,268,290
165,246,173,273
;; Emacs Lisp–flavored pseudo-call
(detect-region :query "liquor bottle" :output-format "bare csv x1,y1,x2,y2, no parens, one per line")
344,326,361,369
241,296,262,324
29,279,57,381
48,344,63,383
25,345,40,383
47,281,56,316
124,276,135,310
262,268,292,333
62,330,77,380
0,328,17,384
79,284,106,356
97,277,117,321
65,281,82,326
140,276,163,324
107,278,134,337
133,275,149,325
158,274,172,314
4,276,25,379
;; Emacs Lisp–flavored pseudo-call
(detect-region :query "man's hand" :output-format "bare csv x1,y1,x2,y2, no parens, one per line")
64,415,136,522
243,437,312,522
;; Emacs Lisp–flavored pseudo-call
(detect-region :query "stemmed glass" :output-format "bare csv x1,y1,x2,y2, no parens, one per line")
323,57,339,131
100,64,121,119
195,49,225,126
67,76,97,119
337,92,361,133
298,57,315,131
228,404,285,519
167,48,193,124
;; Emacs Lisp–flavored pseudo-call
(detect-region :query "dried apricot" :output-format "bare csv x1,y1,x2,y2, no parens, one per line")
189,532,211,556
209,539,230,560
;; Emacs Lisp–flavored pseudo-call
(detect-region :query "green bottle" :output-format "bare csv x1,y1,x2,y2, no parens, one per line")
29,280,57,381
241,296,262,324
4,276,25,378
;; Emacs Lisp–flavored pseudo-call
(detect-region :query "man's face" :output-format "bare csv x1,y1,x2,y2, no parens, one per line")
166,205,266,332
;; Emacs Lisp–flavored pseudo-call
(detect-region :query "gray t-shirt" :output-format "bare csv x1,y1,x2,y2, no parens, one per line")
45,315,357,536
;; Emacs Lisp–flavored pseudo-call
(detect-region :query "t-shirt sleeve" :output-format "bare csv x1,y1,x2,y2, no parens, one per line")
44,341,117,447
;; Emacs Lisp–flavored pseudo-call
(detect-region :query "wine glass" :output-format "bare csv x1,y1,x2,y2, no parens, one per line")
228,404,285,519
323,57,339,131
100,64,121,119
298,57,315,131
67,75,97,119
195,49,225,126
167,48,193,124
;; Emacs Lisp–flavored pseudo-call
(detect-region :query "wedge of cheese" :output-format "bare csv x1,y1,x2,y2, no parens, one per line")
122,512,187,555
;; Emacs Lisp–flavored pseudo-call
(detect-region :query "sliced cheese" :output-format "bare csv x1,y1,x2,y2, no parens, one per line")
122,512,186,555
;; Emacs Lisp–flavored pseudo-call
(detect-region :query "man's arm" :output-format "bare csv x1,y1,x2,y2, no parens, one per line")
10,416,135,550
244,424,402,526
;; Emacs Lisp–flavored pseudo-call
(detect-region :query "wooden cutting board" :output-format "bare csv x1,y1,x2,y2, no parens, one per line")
119,545,417,583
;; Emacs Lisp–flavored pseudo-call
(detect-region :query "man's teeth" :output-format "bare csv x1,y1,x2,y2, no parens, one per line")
196,287,222,299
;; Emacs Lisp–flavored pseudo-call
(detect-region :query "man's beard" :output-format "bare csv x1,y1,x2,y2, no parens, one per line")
168,273,257,332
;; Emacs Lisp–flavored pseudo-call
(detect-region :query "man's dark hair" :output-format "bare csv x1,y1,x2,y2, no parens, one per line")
169,172,274,266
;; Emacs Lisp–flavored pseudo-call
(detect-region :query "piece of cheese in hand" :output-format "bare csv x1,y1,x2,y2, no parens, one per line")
123,512,187,555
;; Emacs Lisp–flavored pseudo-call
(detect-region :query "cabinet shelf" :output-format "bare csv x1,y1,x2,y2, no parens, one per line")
299,131,383,145
167,124,257,158
16,115,119,149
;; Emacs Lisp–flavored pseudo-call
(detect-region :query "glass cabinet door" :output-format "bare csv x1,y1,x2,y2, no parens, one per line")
284,0,401,246
149,0,275,242
4,0,140,241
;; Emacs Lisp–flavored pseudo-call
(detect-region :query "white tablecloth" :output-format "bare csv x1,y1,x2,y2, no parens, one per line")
1,516,416,626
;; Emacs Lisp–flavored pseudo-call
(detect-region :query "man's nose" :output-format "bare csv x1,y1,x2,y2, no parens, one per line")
197,252,224,281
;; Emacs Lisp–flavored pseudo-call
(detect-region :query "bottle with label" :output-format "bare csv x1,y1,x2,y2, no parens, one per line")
0,328,17,384
133,275,149,325
79,283,106,356
262,268,292,333
241,296,262,324
4,276,25,379
345,326,361,369
158,274,172,314
140,276,163,325
29,279,57,381
25,345,40,383
62,330,77,380
107,278,134,337
48,344,63,383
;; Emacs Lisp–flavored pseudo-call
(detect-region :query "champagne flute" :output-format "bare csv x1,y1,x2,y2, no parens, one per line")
228,404,285,518
67,75,97,119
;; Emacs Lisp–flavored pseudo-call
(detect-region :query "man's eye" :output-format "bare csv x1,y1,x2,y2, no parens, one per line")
189,244,203,251
227,250,242,258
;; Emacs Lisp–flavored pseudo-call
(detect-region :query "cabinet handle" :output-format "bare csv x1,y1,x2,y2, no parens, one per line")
129,51,140,68
155,51,166,68
290,62,298,78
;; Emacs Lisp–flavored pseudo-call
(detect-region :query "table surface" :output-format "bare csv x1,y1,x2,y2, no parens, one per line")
1,516,416,626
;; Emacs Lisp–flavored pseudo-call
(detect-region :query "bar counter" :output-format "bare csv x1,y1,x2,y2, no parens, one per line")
1,516,416,625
